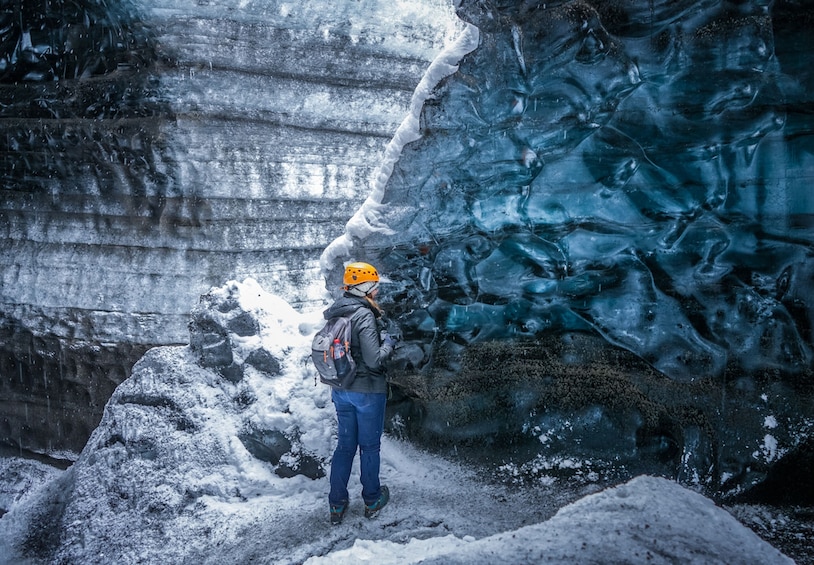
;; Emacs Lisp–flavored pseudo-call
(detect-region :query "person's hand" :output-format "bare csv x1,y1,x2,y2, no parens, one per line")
382,333,399,347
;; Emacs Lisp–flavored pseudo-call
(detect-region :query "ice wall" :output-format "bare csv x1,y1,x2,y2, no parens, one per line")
328,0,814,381
324,0,814,494
0,0,463,454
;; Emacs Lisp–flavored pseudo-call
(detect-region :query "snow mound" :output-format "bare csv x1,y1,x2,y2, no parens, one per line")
306,475,793,565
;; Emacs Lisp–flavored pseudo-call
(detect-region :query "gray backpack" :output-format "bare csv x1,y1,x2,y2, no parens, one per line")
311,315,357,388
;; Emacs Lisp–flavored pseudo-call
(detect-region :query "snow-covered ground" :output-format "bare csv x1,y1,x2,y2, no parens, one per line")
0,279,799,564
0,443,797,564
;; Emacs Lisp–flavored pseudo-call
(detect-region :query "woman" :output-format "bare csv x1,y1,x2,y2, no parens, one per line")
324,262,398,525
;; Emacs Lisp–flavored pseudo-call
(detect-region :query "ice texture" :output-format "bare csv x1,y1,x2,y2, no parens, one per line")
325,0,814,383
321,0,814,492
0,0,463,455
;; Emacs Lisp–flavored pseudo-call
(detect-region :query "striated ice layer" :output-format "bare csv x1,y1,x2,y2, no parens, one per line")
0,0,464,454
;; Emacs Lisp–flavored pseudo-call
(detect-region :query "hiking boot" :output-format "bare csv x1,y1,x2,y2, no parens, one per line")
364,485,390,519
330,502,347,525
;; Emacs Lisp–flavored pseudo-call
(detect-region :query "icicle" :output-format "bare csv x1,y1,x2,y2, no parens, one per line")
511,24,526,76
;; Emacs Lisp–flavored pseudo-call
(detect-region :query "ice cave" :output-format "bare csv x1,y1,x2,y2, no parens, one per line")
0,0,813,563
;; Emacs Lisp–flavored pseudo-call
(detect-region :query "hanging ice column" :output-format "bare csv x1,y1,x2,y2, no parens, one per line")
320,23,481,276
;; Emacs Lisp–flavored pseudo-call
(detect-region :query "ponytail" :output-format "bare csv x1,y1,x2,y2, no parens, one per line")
364,295,384,317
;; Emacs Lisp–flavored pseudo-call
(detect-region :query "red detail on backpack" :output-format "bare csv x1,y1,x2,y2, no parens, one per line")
311,316,357,388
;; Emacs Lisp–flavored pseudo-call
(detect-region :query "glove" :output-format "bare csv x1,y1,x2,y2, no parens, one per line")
382,333,399,347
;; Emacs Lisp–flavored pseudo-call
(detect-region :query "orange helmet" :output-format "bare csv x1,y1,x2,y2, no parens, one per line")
343,262,380,296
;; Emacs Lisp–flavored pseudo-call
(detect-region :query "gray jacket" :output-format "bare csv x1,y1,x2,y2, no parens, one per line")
323,294,393,394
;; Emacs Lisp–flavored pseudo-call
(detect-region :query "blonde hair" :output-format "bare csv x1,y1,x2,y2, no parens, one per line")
364,295,383,316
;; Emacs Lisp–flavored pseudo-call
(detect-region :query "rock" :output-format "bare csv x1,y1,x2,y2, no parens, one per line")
189,315,234,369
218,362,245,384
239,428,325,480
188,282,285,383
238,429,292,465
245,348,281,376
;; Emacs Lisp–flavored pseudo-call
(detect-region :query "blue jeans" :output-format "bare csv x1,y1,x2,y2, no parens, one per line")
329,389,387,507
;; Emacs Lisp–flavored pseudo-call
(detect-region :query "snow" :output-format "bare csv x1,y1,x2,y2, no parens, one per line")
305,475,793,565
319,22,480,272
0,279,794,564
